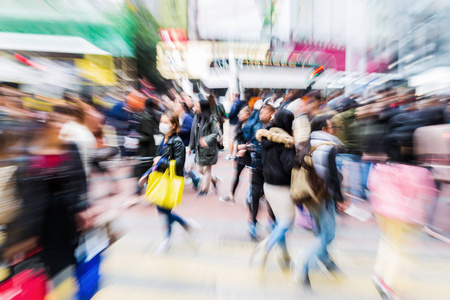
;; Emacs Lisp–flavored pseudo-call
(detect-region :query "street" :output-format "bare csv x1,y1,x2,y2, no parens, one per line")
86,152,450,300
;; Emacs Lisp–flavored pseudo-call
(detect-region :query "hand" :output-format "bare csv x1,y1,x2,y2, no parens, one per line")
138,174,148,188
237,144,246,151
153,156,161,166
236,150,246,157
199,137,208,148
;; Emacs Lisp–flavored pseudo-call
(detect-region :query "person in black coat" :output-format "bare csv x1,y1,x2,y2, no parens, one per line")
220,106,251,203
139,110,194,253
254,109,296,273
6,107,90,277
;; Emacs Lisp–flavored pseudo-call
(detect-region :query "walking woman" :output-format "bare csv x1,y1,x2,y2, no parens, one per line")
189,99,219,196
220,105,252,203
254,109,296,272
139,110,193,253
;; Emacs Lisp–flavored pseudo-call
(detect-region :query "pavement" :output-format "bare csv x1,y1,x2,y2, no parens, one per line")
85,151,450,300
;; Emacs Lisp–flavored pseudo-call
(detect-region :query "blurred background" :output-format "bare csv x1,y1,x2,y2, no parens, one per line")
0,0,449,299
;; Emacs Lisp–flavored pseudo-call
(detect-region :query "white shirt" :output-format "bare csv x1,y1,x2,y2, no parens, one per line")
60,121,97,174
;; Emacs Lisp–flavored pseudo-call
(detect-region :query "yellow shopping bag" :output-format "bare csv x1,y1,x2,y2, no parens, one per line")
145,160,185,209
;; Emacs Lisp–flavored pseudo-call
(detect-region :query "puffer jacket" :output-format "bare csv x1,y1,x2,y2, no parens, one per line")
190,114,219,166
310,131,344,203
256,127,295,186
157,135,186,177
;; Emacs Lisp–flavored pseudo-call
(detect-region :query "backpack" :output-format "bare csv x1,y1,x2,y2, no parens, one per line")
290,142,335,206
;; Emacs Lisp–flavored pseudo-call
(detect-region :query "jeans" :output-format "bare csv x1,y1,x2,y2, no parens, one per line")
303,199,336,276
264,184,295,255
186,170,200,184
157,206,188,237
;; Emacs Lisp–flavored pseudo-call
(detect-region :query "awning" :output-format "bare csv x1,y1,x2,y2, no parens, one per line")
0,32,111,55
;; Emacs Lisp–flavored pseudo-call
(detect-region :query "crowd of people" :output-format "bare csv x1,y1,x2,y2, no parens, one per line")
0,81,448,299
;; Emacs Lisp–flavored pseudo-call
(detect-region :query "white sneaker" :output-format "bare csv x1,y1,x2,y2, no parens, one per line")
155,238,172,254
185,218,201,231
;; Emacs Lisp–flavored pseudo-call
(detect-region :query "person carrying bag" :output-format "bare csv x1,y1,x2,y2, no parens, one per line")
139,110,196,253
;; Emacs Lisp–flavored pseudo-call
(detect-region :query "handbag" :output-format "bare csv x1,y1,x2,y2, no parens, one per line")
74,228,109,300
145,160,185,209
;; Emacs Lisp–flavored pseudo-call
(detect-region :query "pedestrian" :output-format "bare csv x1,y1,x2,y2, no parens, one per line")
190,99,220,196
245,103,277,240
59,103,97,175
139,110,194,253
225,93,245,160
10,106,93,277
297,115,344,289
206,94,226,151
219,105,251,203
174,99,201,190
254,109,296,273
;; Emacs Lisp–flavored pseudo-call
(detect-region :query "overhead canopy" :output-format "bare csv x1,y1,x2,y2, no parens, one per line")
238,67,339,89
0,0,135,57
0,32,111,55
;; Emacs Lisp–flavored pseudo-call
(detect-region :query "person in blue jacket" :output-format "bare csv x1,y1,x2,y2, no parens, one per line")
225,93,246,160
174,99,200,190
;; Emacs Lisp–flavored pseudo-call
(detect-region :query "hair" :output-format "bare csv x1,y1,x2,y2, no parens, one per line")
273,109,295,136
261,104,276,114
59,97,86,124
162,109,181,134
52,104,85,123
199,99,212,119
310,115,331,132
207,94,216,111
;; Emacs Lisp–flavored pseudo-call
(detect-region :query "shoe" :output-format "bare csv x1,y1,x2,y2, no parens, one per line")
219,194,235,204
156,238,171,254
197,191,208,197
192,178,200,191
248,221,259,241
324,260,341,274
276,247,291,273
224,155,234,160
301,274,312,291
372,274,396,300
185,218,201,233
249,237,269,277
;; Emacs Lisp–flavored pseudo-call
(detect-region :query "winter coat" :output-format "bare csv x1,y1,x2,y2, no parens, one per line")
256,127,295,186
190,114,219,166
310,131,344,203
12,143,88,276
179,113,194,147
234,121,252,166
157,135,186,177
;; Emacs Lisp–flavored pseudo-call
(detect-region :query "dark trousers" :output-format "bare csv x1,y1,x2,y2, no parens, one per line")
156,206,187,237
231,162,246,196
250,168,275,224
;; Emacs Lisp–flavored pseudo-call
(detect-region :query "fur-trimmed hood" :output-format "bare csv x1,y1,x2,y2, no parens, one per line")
256,127,295,148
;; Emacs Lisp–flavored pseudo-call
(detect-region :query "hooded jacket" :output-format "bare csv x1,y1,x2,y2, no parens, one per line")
257,127,295,186
310,131,344,203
